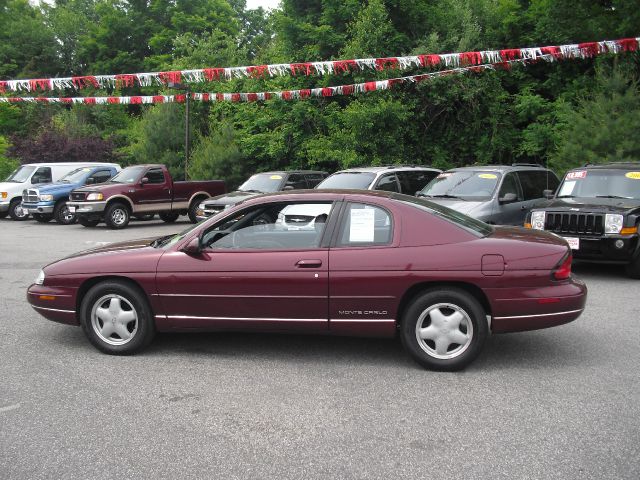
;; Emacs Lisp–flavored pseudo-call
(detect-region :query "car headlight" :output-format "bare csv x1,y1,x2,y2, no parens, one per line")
605,214,624,234
86,193,103,201
39,194,54,201
34,270,45,285
1,192,7,199
530,211,546,230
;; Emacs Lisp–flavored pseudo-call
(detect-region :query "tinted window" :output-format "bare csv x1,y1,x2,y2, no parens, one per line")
32,167,52,184
337,203,392,246
397,170,440,194
316,172,376,189
284,174,307,190
517,170,557,200
202,202,333,250
238,173,285,193
375,174,400,192
420,171,501,200
146,168,165,184
499,173,521,200
304,173,326,188
88,170,113,185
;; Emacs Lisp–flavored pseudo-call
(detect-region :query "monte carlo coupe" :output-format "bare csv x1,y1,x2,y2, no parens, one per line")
28,190,587,371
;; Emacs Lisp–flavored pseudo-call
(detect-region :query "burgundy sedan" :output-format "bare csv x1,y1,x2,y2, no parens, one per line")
28,191,586,370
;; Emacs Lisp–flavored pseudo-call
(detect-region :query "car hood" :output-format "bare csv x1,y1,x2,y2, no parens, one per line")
423,198,486,216
535,197,640,214
44,237,164,276
201,190,262,206
31,182,82,194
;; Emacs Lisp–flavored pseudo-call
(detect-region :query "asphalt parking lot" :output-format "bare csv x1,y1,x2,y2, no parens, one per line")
1,217,638,480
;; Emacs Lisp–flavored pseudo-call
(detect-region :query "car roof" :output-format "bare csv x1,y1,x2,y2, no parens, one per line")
332,165,441,174
22,162,119,167
448,164,550,173
253,170,327,175
576,162,640,170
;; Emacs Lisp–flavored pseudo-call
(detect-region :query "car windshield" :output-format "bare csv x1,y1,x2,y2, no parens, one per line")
238,173,284,193
316,172,376,189
59,168,91,183
5,165,36,183
109,166,146,184
419,171,501,200
394,194,494,237
556,169,640,199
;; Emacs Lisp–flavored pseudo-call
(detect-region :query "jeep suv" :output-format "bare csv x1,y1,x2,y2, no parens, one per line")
315,166,441,194
525,162,640,278
196,170,327,221
417,164,560,225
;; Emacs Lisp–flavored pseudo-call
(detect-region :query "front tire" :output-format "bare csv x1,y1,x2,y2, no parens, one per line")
105,202,130,229
400,288,488,371
80,280,155,355
188,198,205,223
54,201,76,225
9,199,29,220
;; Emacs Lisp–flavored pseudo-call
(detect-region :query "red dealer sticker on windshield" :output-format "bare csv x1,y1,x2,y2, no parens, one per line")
566,170,587,180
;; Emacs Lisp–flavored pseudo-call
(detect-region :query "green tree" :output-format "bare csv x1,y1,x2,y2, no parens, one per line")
188,121,246,186
0,135,18,180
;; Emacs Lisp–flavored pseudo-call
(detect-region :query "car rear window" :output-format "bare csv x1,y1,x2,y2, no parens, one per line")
316,172,376,189
393,194,494,237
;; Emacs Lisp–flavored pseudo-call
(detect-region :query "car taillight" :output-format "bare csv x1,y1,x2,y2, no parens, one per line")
552,252,572,280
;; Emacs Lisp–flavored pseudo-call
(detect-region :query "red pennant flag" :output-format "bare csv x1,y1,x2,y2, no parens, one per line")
418,54,441,67
247,65,268,78
342,85,355,95
152,96,165,104
460,51,483,65
540,46,562,58
130,96,143,104
375,58,399,70
159,71,182,84
61,98,73,104
231,93,241,102
500,49,521,61
246,93,258,102
107,97,119,104
73,76,99,88
333,60,357,74
291,63,314,76
0,81,7,93
299,89,311,99
204,68,225,81
282,91,293,100
321,87,333,97
364,82,377,92
618,38,639,52
216,93,224,101
175,94,186,103
201,93,210,102
115,74,136,88
83,97,96,104
578,42,599,57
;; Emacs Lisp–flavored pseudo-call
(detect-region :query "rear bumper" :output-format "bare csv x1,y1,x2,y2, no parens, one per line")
27,284,79,326
67,201,107,214
488,277,587,333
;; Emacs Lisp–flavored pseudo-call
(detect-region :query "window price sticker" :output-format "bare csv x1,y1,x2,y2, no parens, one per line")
625,172,640,180
566,170,587,180
349,208,375,242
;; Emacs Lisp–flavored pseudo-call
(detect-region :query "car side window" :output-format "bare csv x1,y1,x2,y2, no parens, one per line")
375,174,400,192
146,168,165,184
397,171,439,194
284,174,307,190
32,167,52,184
337,203,393,247
499,173,521,200
201,202,333,250
304,173,325,188
517,171,543,200
87,170,113,185
528,170,559,196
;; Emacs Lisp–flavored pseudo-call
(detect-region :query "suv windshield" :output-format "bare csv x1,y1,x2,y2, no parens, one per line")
316,172,376,189
60,168,91,183
109,166,146,184
557,169,640,199
419,171,501,200
394,194,493,237
5,166,36,183
238,173,284,193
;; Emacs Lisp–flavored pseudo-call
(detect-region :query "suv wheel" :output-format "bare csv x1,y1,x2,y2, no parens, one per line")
105,203,130,229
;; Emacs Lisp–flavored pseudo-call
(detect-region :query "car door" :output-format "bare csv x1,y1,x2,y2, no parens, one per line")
155,200,334,332
493,172,525,225
128,167,172,212
516,170,552,225
327,201,398,337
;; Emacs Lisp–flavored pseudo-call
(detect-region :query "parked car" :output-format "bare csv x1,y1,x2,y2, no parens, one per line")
525,162,640,278
417,164,560,225
315,166,441,194
195,170,327,221
21,164,120,224
28,190,586,371
67,164,226,229
0,162,112,221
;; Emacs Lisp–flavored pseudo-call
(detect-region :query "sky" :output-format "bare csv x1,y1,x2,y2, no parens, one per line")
246,0,281,10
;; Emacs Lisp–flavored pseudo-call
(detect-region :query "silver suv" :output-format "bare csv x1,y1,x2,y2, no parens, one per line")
418,164,560,225
315,166,441,194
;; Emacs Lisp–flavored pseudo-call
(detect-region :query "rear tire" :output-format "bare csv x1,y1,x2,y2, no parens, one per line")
160,211,180,223
78,216,99,227
400,288,488,371
188,198,205,223
105,202,130,229
9,199,29,220
80,280,155,355
54,201,76,225
33,213,52,223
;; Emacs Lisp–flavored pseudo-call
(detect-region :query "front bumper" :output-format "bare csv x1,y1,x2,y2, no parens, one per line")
0,201,9,213
27,284,79,326
564,234,639,262
23,202,55,214
67,201,107,214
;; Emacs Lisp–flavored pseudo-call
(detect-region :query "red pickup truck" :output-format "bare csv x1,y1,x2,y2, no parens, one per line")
67,164,226,229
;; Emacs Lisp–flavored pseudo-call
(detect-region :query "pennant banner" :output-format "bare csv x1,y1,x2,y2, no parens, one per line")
0,37,637,94
0,55,562,105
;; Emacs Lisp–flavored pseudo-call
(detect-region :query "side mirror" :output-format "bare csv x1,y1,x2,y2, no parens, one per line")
499,192,518,204
140,177,149,185
282,185,295,191
543,189,554,199
180,236,201,255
